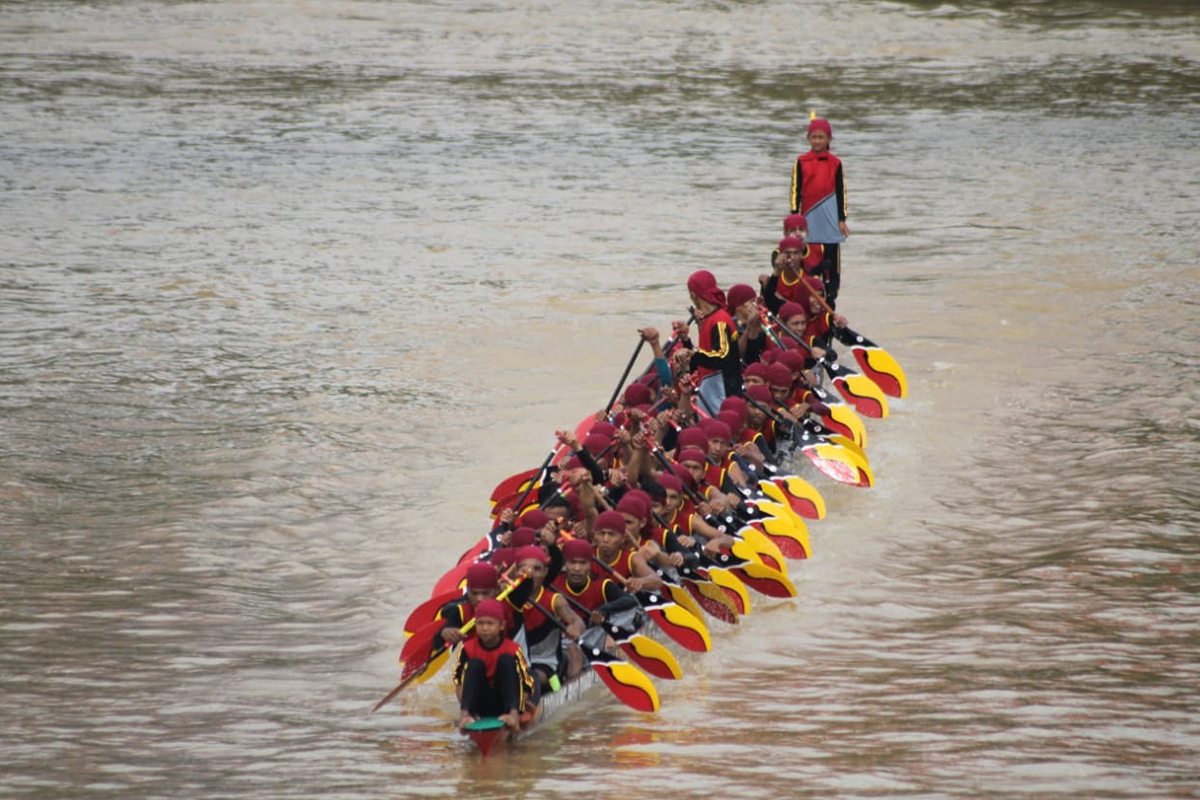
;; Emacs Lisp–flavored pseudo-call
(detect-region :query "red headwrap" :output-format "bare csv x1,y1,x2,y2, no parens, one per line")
473,598,508,622
803,275,825,297
490,547,516,571
743,361,770,381
623,382,653,407
561,538,593,561
702,419,732,444
808,118,832,137
518,509,550,531
595,510,628,533
510,527,538,548
588,420,617,438
717,410,745,435
776,349,806,374
687,270,727,308
678,447,708,466
720,396,747,414
726,283,758,314
779,301,807,323
779,236,805,252
783,214,808,232
745,384,774,404
466,562,500,591
582,433,611,456
657,472,683,493
676,426,709,452
766,362,794,389
515,544,550,566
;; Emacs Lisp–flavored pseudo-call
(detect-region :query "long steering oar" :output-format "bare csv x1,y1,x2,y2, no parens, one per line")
525,596,660,713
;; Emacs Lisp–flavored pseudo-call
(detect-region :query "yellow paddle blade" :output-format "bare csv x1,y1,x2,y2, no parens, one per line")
692,578,742,618
623,635,683,680
756,512,813,558
733,562,797,598
596,661,660,712
759,477,826,521
841,373,889,418
858,346,908,398
707,568,751,616
655,603,712,651
732,533,787,576
826,404,868,449
665,582,706,622
805,443,875,488
411,647,450,685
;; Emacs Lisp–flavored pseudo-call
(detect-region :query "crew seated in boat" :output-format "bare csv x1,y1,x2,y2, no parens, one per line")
552,538,640,626
453,598,535,733
763,234,828,314
656,455,738,555
591,509,663,593
776,284,848,363
512,545,586,693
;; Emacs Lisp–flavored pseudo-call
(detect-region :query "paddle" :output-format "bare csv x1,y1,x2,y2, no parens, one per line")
403,589,465,636
741,392,872,489
605,337,648,414
794,284,906,400
590,555,712,652
555,586,683,681
762,308,889,419
833,326,908,399
525,596,660,713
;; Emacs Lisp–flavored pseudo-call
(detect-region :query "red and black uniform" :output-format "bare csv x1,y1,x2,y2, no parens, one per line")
551,574,637,621
593,546,638,581
453,635,534,718
520,586,569,680
791,151,846,304
688,306,742,403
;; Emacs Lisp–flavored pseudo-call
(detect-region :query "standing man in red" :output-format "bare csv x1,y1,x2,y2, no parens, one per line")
790,117,849,307
675,270,741,416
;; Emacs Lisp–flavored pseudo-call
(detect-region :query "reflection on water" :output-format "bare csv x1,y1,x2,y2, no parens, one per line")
2,0,1198,798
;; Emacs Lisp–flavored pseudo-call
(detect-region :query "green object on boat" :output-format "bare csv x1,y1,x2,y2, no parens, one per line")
464,717,505,732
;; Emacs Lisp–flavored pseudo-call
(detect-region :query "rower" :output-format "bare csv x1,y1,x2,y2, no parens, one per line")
436,563,503,647
551,538,640,627
513,545,586,692
591,509,663,593
453,598,535,733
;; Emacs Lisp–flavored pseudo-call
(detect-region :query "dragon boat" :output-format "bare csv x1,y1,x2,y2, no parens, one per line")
375,303,908,756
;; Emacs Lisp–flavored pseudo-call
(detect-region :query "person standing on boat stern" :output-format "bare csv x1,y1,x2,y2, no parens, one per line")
454,598,535,733
675,270,741,415
790,117,848,307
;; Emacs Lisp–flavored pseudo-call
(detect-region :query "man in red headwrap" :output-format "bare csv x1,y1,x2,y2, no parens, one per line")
674,270,742,415
513,544,585,692
790,117,849,306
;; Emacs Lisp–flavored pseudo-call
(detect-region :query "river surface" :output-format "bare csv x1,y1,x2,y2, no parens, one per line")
2,1,1199,798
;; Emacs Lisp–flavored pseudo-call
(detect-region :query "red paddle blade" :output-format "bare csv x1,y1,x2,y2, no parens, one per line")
852,346,907,398
591,660,660,713
683,579,739,624
403,590,462,636
399,617,445,666
731,563,797,599
489,468,541,503
832,374,888,419
803,445,874,488
431,561,471,597
752,528,809,559
618,636,682,680
647,605,711,652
